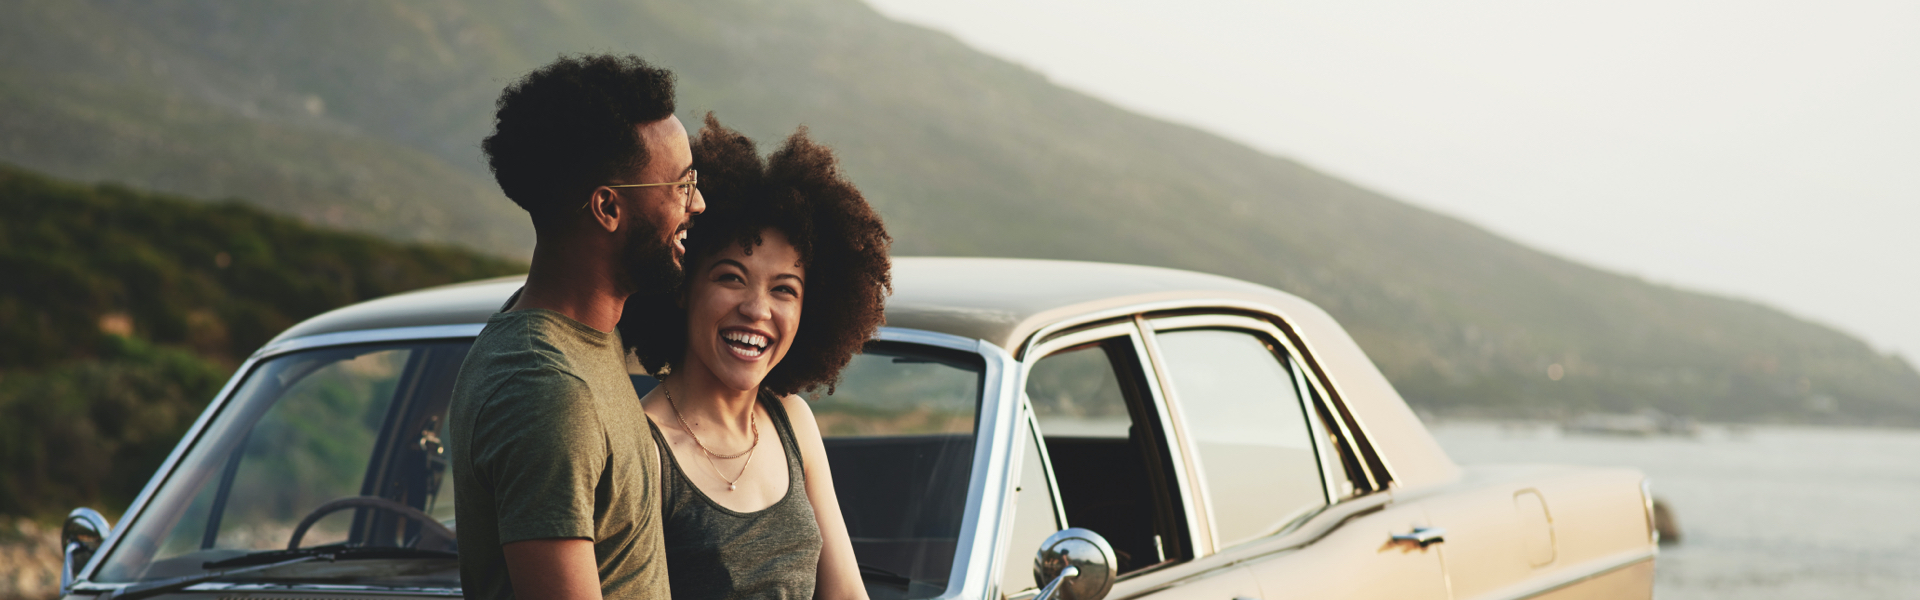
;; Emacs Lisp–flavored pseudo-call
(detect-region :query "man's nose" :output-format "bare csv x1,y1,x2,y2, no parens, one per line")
688,188,706,216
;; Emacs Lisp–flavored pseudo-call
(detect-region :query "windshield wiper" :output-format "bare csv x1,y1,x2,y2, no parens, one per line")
858,563,913,587
203,546,456,569
96,547,457,600
99,554,324,600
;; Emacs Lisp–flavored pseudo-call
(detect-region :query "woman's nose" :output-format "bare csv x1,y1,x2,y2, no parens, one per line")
738,289,773,321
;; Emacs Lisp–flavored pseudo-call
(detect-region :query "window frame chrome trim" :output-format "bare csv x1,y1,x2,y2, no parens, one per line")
1122,324,1206,562
1130,316,1218,556
1025,322,1138,359
252,324,487,360
1293,355,1346,503
1022,321,1207,570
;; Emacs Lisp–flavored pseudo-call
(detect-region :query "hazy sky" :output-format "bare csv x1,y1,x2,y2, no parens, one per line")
865,0,1920,361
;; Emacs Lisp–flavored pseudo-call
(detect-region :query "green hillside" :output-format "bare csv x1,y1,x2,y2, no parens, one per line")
1,0,1915,424
0,164,524,516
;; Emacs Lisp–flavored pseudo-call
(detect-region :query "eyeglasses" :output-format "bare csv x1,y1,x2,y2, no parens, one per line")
591,169,698,211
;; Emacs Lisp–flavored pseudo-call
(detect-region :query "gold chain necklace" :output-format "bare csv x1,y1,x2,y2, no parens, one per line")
662,378,758,491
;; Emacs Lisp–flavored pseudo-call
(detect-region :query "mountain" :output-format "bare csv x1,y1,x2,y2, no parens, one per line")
2,0,1915,424
0,163,525,516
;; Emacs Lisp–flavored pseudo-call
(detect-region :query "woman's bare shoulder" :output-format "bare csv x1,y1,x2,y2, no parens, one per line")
776,393,818,427
777,393,832,449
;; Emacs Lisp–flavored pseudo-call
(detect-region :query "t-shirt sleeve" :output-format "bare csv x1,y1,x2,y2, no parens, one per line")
470,367,606,545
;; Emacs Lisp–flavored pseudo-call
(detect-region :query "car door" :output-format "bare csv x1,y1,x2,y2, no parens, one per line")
1142,315,1450,600
1001,321,1262,600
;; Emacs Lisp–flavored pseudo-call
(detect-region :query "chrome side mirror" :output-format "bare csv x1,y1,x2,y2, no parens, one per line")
61,507,112,593
1032,528,1117,600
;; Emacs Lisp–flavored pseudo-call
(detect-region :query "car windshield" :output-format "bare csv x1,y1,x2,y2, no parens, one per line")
94,342,470,587
94,338,983,598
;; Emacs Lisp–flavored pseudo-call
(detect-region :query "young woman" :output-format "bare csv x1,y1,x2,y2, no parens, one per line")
620,115,891,600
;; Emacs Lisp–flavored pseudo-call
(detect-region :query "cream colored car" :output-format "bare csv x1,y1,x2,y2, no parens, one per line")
60,258,1654,600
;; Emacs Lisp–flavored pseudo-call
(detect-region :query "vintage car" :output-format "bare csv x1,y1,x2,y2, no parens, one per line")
58,258,1657,600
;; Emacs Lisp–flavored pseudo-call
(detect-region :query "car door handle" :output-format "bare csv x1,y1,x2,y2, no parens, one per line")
1391,526,1446,547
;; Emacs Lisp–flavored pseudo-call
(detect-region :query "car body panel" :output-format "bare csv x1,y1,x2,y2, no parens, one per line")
1239,499,1450,600
1402,466,1656,600
1528,557,1655,600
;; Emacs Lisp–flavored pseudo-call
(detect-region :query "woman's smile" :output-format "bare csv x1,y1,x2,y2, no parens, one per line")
721,327,774,360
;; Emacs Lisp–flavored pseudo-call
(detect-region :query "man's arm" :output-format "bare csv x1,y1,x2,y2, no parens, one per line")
503,539,602,600
473,369,608,600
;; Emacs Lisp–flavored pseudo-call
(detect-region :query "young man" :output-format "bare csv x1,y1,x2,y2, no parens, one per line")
449,54,703,600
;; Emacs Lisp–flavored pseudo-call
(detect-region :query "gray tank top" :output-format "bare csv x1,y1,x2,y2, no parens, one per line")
649,392,823,600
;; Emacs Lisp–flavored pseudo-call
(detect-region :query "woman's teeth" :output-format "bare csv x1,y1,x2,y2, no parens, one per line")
723,331,769,357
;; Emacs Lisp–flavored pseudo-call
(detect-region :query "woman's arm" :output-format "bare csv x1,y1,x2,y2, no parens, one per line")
781,394,871,600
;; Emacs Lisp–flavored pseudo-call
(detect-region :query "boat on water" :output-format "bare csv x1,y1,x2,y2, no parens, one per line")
1564,409,1701,437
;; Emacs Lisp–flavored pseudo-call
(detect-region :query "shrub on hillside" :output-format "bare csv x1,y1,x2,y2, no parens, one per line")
0,164,525,518
0,163,525,367
0,337,227,517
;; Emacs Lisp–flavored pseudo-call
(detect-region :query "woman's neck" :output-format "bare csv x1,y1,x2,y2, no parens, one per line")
667,359,760,433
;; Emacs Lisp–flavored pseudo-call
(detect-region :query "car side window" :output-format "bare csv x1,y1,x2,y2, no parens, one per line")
1025,337,1186,575
1154,328,1326,549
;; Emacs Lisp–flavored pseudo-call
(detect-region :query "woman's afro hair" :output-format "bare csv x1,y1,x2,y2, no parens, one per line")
621,114,892,396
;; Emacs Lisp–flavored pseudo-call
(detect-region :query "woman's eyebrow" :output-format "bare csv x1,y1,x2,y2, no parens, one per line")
707,258,746,273
774,273,805,285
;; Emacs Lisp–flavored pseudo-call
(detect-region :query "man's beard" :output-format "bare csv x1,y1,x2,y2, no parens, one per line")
621,216,684,296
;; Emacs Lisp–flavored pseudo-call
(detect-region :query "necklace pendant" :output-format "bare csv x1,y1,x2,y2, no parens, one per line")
728,483,736,491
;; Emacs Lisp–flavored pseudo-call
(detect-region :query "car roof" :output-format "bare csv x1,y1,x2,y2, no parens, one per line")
267,256,1459,488
270,257,1278,348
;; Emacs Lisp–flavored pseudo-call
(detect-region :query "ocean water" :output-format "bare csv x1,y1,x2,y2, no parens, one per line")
1427,422,1920,599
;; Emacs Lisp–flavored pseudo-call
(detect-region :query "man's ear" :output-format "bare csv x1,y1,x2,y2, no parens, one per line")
585,187,622,233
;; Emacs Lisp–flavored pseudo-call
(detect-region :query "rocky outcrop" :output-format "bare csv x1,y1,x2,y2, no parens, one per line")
0,519,60,600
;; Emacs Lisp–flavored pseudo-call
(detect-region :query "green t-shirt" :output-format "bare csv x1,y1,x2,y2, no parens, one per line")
448,308,667,600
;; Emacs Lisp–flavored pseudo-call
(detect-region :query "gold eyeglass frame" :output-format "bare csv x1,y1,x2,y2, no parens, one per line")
588,169,698,210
